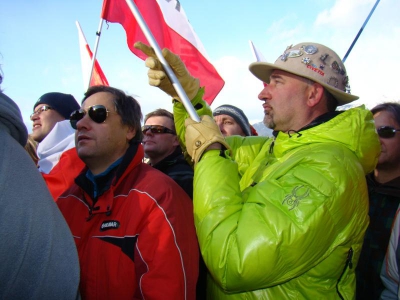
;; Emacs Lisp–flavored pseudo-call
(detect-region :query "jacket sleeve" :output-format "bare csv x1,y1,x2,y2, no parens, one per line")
137,182,199,300
173,87,212,165
380,205,400,300
193,146,368,293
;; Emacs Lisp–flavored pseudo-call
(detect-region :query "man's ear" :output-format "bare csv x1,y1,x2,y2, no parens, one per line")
126,126,136,141
172,135,180,147
306,83,324,108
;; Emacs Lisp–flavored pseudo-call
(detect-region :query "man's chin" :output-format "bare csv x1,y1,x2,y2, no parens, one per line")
263,117,275,130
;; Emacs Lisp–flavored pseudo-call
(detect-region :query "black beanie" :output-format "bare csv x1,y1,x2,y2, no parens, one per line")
33,92,80,120
213,104,252,136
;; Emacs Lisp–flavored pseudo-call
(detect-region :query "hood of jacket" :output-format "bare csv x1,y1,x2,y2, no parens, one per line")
273,105,380,175
0,92,28,146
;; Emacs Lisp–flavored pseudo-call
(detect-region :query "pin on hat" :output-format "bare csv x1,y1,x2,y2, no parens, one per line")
249,42,358,105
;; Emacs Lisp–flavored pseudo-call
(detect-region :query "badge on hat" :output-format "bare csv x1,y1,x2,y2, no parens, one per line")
302,45,318,55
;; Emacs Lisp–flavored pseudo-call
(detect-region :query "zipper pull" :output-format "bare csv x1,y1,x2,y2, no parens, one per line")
86,208,93,221
347,248,353,269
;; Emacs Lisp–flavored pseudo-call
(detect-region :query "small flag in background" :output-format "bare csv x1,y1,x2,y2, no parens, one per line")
249,40,267,87
101,0,224,105
249,40,267,62
76,21,109,89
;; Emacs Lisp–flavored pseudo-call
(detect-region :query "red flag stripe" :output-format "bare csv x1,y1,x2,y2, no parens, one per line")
101,0,224,104
84,44,110,86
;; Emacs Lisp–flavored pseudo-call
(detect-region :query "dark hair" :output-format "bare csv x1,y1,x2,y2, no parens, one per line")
371,102,400,126
325,90,338,112
144,108,175,131
82,85,143,142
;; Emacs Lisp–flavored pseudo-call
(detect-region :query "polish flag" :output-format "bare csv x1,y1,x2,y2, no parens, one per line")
101,0,224,105
76,21,109,89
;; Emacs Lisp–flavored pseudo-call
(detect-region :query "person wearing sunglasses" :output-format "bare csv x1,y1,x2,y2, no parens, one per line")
57,85,199,300
143,108,193,198
30,92,85,200
136,41,381,299
356,102,400,299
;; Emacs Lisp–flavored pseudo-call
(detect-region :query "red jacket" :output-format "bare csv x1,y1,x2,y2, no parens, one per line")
57,143,198,299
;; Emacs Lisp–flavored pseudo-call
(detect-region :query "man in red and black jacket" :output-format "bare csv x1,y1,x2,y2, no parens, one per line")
57,85,198,299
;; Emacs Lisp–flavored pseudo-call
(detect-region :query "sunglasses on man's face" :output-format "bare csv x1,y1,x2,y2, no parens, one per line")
70,105,114,129
377,126,400,139
142,125,176,135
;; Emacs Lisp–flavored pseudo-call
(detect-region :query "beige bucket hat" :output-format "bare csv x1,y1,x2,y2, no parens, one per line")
249,42,358,105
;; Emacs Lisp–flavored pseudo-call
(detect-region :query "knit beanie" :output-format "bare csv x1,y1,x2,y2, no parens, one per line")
213,104,252,136
33,92,80,120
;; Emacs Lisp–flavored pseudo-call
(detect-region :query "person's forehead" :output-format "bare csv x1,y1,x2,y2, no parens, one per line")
145,115,173,127
82,92,115,108
214,114,237,123
374,111,399,127
34,103,49,110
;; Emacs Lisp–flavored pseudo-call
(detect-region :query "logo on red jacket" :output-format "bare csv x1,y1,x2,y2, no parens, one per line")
100,220,120,231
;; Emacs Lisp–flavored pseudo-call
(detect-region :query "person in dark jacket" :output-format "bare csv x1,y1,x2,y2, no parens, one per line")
357,102,400,299
143,108,193,198
0,91,80,299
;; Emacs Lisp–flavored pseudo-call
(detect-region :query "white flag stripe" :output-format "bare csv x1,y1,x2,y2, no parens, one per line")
249,40,266,62
76,21,91,90
156,0,208,57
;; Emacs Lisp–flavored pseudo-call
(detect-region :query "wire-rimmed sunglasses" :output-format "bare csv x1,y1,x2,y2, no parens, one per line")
377,126,400,139
142,125,176,135
30,105,52,119
70,105,114,129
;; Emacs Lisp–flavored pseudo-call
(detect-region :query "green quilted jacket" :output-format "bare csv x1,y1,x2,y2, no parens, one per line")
174,89,380,299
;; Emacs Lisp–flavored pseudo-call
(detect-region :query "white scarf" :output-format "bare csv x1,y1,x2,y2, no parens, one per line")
37,120,76,174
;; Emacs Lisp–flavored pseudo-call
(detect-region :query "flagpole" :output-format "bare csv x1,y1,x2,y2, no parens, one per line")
124,0,200,122
87,19,105,91
342,0,380,62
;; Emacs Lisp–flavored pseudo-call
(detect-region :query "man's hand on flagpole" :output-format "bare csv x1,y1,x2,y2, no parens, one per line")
184,115,230,165
134,42,200,102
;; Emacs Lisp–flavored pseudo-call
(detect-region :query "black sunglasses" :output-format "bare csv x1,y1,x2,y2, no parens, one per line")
142,125,176,135
70,105,114,129
377,126,400,139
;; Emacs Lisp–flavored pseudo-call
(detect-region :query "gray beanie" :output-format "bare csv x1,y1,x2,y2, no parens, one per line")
34,92,80,120
213,104,252,136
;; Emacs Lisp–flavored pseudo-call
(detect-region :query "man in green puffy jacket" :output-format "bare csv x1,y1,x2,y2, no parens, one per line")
135,41,380,299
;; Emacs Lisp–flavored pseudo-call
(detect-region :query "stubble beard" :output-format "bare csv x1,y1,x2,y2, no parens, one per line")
263,112,276,130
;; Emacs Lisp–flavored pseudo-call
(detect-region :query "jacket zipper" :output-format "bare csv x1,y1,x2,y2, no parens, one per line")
336,247,353,299
83,193,96,221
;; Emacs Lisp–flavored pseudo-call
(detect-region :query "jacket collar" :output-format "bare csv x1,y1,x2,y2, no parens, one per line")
151,147,183,168
75,141,144,212
366,173,400,197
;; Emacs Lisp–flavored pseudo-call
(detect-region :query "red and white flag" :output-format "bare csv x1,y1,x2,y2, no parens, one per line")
101,0,224,105
76,21,109,89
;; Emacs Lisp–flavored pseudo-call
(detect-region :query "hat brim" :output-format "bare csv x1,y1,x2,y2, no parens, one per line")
249,61,358,105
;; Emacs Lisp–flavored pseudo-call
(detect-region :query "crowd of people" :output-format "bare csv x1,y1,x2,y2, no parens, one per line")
1,39,399,299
